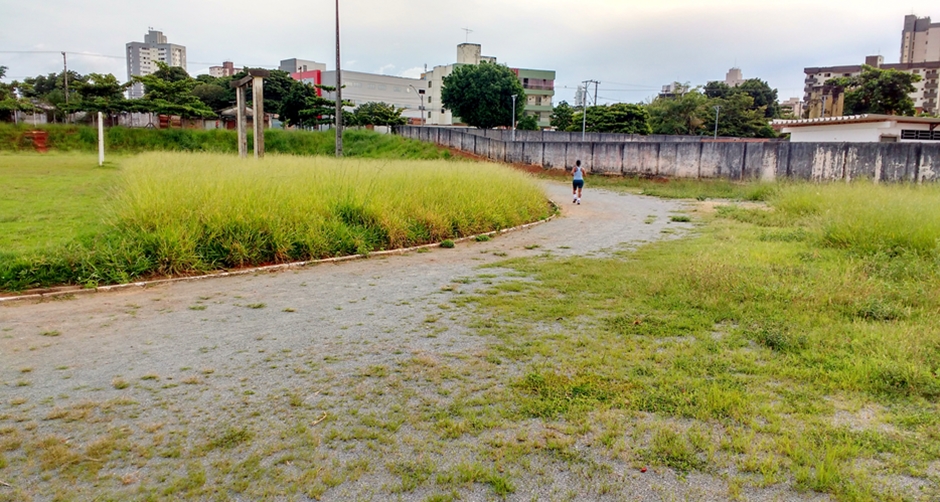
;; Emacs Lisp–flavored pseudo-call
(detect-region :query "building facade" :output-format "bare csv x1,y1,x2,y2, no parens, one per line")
422,43,556,128
803,55,940,118
802,16,940,118
724,68,744,87
209,61,240,78
285,60,425,122
901,15,940,64
126,30,187,99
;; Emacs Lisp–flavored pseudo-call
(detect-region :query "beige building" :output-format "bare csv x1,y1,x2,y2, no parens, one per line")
724,67,744,87
209,61,240,78
422,43,556,128
901,15,940,64
804,54,939,118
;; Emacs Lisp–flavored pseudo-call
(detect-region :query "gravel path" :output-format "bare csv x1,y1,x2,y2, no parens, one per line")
0,182,824,501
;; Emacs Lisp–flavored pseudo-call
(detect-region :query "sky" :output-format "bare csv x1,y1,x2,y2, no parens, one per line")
1,0,937,106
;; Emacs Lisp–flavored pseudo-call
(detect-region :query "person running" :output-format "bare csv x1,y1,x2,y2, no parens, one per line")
571,159,585,204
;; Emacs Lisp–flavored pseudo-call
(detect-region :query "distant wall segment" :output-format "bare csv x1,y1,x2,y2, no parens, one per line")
396,126,939,183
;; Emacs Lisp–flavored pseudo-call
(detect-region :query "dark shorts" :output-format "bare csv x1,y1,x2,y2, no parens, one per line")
573,179,584,189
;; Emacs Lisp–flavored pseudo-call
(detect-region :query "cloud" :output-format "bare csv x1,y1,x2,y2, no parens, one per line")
398,67,425,79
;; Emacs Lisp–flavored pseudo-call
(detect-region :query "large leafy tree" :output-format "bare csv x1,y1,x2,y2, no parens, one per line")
711,93,776,138
133,63,215,118
441,62,525,129
648,88,710,135
349,102,406,126
572,103,651,134
0,66,37,121
74,73,129,117
517,114,539,131
826,65,921,116
705,79,780,118
550,101,575,130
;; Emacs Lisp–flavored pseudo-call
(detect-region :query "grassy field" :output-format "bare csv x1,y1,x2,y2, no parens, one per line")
0,124,450,159
461,181,940,500
0,152,550,291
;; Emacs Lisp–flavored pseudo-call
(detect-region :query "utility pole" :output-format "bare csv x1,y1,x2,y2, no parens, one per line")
713,105,721,139
62,52,69,123
511,94,517,142
581,79,599,141
334,0,343,157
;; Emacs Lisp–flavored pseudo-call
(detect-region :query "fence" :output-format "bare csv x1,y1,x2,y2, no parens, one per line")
395,126,938,183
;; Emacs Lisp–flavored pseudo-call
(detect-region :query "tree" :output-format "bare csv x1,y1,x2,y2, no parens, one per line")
737,79,780,118
711,93,776,138
349,102,406,126
192,83,230,112
0,66,37,122
648,89,710,135
826,65,921,116
575,103,651,134
441,62,525,129
550,101,575,130
133,63,215,118
74,73,129,117
517,114,539,131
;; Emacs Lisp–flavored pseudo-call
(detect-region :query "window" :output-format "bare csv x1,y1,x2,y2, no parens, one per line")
901,129,940,140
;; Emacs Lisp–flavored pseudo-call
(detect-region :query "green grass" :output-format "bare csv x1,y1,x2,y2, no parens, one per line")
0,152,550,291
0,124,451,159
466,181,940,500
586,174,779,201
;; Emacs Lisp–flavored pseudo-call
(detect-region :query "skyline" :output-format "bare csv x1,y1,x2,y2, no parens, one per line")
1,1,938,107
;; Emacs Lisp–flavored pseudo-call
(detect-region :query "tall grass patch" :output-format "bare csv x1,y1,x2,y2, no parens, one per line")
0,152,549,290
772,183,940,257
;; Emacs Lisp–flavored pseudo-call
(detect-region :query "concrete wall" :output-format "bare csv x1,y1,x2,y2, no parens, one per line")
394,126,940,182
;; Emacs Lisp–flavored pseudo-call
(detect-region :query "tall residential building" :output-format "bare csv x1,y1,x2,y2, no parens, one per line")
126,30,187,99
422,43,556,128
209,61,240,78
803,55,939,117
801,16,940,118
901,15,940,64
724,68,744,87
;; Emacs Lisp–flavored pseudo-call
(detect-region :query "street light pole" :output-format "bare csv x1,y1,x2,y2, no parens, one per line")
334,0,343,157
511,94,517,142
409,85,426,125
713,105,721,139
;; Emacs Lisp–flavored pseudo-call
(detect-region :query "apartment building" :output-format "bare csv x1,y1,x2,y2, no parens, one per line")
802,15,940,118
423,43,556,128
803,55,940,117
126,30,187,99
901,15,940,64
209,61,240,78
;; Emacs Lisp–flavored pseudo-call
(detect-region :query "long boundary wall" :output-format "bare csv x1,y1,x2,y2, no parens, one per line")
397,126,940,182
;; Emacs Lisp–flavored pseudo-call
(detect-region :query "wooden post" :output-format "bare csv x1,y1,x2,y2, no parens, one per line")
236,86,247,158
252,75,264,159
98,112,105,166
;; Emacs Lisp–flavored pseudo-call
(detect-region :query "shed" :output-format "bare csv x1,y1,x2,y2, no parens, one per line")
773,114,940,143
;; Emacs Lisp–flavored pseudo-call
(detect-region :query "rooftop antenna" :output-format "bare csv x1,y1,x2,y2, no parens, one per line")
462,28,473,43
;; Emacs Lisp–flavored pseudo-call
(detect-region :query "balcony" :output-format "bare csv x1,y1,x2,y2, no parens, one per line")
522,83,554,91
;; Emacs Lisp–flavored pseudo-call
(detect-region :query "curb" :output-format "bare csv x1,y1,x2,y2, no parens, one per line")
0,200,560,305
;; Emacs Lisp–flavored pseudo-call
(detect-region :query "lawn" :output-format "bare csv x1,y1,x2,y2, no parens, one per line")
465,181,940,500
0,152,551,291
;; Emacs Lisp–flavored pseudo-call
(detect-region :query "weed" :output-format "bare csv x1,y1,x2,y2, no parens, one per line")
111,377,129,390
670,215,691,222
188,305,207,311
440,239,456,249
245,303,266,309
475,234,492,242
41,331,60,337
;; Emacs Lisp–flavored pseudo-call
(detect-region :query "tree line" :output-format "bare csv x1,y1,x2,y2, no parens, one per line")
0,63,407,127
440,62,925,137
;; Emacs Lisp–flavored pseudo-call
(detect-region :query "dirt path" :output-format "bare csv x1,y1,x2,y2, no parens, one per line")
0,183,819,501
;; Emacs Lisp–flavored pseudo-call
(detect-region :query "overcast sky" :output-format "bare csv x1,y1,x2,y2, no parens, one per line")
1,0,937,105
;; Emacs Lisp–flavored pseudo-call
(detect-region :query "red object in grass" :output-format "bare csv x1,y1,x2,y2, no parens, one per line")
640,467,647,473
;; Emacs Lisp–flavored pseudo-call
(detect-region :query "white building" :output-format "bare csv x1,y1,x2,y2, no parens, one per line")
284,59,425,122
773,114,940,142
126,30,187,99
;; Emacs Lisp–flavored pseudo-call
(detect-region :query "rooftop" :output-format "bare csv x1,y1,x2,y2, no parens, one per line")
772,114,940,130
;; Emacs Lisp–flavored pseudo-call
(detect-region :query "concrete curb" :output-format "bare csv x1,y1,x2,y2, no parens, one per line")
0,201,560,305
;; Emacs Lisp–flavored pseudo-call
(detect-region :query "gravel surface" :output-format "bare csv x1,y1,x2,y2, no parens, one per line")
0,182,827,501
